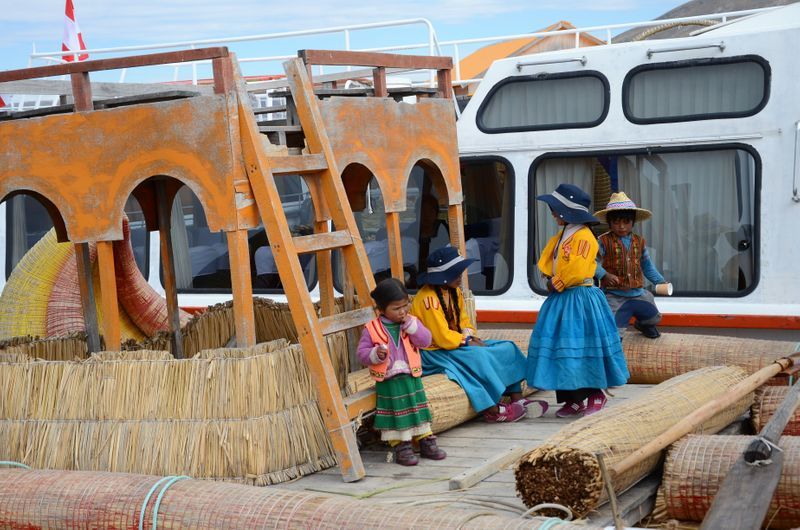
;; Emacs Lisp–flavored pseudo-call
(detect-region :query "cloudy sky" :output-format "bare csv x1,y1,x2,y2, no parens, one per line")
1,0,679,81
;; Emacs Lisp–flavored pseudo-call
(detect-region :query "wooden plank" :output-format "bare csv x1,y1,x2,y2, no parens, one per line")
385,211,404,281
0,79,210,98
344,388,376,420
0,47,229,82
155,180,184,359
373,67,387,97
95,241,120,351
70,72,93,111
447,203,469,290
315,220,336,318
226,229,256,347
319,307,376,335
212,56,235,95
300,49,452,70
293,230,353,254
74,242,101,353
269,154,327,175
257,125,303,133
437,68,453,99
449,446,525,491
701,378,800,530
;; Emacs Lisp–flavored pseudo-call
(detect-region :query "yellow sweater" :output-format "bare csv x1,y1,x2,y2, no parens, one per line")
410,285,475,350
537,226,598,292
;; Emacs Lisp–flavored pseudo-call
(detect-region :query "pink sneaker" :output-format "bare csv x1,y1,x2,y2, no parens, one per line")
584,392,608,416
484,402,527,423
516,398,549,418
555,401,585,418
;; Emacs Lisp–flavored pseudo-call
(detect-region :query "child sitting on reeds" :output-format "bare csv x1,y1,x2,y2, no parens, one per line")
357,278,446,466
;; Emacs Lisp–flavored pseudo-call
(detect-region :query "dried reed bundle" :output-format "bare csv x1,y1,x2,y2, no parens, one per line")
752,386,800,435
345,368,374,395
91,350,172,361
0,332,91,361
0,469,551,529
423,374,477,433
0,229,73,340
515,366,751,518
664,435,800,528
0,352,28,363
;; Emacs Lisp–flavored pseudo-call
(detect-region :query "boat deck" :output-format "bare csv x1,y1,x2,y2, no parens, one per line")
278,384,655,523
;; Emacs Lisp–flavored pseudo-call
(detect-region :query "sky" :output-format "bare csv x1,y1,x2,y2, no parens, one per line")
0,0,681,83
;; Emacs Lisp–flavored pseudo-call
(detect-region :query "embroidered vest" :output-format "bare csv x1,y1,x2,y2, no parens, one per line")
365,318,422,382
599,232,645,290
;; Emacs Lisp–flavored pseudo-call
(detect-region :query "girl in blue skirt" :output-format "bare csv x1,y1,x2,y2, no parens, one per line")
527,184,629,417
411,247,546,422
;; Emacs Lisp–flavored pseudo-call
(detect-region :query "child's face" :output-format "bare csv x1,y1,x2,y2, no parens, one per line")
381,298,410,323
609,217,634,237
550,209,567,226
447,276,463,289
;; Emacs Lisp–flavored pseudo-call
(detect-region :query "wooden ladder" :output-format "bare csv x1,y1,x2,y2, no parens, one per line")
236,57,377,482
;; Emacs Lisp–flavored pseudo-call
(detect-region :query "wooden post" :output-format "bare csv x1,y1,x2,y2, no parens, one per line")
69,72,93,111
226,229,256,347
436,68,452,99
315,219,335,317
372,67,387,97
155,180,184,359
447,203,469,291
96,241,120,351
385,211,404,281
74,242,101,353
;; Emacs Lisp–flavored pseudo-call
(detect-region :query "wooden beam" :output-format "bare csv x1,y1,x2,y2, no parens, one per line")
447,203,469,291
449,446,525,491
385,212,404,281
372,67,387,97
226,229,256,347
155,180,184,359
437,68,453,99
344,388,376,420
74,243,101,353
96,241,120,351
0,80,211,98
299,49,452,71
70,72,93,111
212,56,235,95
319,307,376,335
0,47,229,83
269,154,328,175
315,220,336,318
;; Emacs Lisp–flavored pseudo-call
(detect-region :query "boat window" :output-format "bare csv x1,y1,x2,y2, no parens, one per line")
5,195,149,280
529,146,758,297
623,56,769,124
167,176,316,292
459,157,515,294
477,72,609,133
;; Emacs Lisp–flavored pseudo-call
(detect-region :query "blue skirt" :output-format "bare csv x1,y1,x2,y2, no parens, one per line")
421,340,526,412
526,286,629,391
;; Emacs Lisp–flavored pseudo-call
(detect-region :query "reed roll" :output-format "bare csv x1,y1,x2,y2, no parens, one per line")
0,469,551,530
515,366,751,519
664,435,800,529
753,385,800,435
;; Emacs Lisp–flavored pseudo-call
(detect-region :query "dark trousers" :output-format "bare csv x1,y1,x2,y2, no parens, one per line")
556,388,598,404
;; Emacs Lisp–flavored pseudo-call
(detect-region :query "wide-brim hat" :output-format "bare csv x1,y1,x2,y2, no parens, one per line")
536,183,599,225
594,191,653,223
416,246,477,286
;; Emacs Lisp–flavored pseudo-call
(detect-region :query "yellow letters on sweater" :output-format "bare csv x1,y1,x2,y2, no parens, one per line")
537,226,598,292
410,284,475,350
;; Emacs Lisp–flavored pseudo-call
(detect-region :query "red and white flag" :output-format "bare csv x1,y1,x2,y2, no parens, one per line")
62,0,88,62
0,96,7,108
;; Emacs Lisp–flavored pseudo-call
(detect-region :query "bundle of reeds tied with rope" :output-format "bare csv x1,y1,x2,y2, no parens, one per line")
0,339,338,484
753,386,800,435
663,435,800,528
0,468,577,530
0,331,94,361
514,366,752,518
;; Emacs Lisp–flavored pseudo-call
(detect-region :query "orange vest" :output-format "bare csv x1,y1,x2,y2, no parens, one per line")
365,318,422,381
599,232,644,289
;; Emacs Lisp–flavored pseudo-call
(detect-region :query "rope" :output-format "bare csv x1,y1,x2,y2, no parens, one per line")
139,475,190,530
0,461,31,469
533,517,568,530
152,475,190,529
521,503,574,521
631,19,718,41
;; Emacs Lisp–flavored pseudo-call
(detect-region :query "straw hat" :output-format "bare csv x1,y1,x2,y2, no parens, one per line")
594,191,652,223
416,247,477,286
536,183,599,225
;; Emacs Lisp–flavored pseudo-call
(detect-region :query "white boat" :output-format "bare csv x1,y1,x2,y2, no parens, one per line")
1,4,798,335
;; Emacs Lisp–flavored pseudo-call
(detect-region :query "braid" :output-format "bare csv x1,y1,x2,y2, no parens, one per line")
449,286,462,333
434,286,461,332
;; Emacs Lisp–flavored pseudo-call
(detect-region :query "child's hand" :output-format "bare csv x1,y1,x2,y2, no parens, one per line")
604,273,621,287
470,337,486,347
376,344,388,360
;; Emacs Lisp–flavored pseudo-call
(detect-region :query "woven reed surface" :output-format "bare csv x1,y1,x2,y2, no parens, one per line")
0,229,73,339
481,328,800,384
0,340,338,484
664,435,800,528
0,469,560,530
752,386,800,436
514,366,751,519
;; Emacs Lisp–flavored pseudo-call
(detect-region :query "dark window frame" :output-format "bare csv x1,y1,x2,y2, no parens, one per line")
459,155,515,296
527,143,761,298
476,70,611,133
622,55,771,124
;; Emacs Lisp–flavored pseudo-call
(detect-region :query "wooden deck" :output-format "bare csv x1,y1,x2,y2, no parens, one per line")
278,384,655,523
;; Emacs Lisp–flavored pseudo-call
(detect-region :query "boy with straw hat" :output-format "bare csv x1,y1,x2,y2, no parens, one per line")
594,191,669,339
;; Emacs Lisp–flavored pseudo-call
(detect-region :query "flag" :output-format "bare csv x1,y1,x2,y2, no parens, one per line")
62,0,88,62
0,96,7,108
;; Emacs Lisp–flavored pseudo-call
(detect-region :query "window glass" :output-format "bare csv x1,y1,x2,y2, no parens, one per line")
478,73,608,132
168,176,316,291
5,195,149,278
529,147,757,296
624,57,768,122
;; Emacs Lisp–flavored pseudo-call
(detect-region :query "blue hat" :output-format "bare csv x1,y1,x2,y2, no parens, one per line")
416,247,478,286
536,183,599,225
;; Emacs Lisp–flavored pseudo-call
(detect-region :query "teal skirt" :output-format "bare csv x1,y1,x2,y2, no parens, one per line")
374,374,433,442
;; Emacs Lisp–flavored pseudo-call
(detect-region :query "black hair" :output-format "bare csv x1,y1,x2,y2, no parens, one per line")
370,278,409,310
434,285,462,333
606,210,636,225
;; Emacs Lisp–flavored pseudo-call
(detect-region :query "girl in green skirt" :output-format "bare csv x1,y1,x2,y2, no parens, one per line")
357,278,446,466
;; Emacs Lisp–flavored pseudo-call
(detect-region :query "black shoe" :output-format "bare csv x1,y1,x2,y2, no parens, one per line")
634,321,661,339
